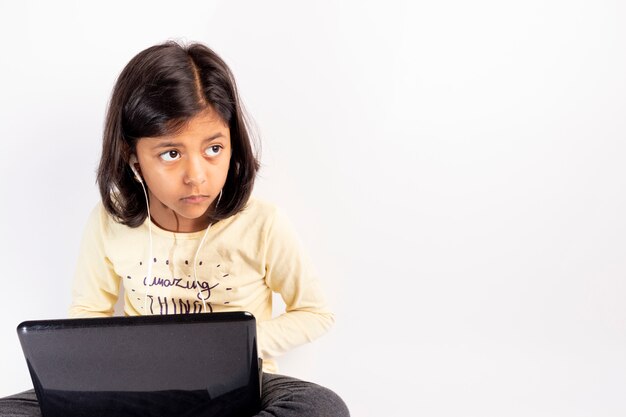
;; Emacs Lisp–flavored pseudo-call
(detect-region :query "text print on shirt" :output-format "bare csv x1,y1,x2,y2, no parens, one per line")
128,258,233,314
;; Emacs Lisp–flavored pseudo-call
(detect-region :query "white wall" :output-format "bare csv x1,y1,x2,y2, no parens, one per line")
1,1,625,416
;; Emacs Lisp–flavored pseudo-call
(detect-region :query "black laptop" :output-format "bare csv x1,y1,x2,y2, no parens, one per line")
17,311,262,417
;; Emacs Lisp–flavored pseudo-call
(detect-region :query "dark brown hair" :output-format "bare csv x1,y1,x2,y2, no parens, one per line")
97,41,259,227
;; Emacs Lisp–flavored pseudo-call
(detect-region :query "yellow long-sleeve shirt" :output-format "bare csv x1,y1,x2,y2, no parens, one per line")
69,197,334,373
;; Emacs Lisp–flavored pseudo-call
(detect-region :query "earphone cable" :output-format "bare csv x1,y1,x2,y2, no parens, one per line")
193,189,222,313
194,224,212,313
138,181,154,315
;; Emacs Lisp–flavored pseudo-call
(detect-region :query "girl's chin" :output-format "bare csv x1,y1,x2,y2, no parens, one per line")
150,205,212,232
176,205,213,220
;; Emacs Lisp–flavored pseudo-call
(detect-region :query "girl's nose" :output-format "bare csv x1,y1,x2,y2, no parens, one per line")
183,156,207,185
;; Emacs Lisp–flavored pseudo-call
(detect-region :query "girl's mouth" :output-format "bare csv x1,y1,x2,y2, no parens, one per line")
181,195,209,204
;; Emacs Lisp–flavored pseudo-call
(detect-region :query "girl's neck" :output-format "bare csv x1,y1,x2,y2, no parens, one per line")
148,202,210,233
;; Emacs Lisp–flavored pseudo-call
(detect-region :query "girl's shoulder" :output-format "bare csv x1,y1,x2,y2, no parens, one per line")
229,196,281,230
242,196,279,217
239,197,300,240
86,200,115,228
225,196,299,239
84,200,139,237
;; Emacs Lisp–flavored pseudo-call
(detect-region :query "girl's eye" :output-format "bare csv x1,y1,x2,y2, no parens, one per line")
205,145,222,157
159,150,180,162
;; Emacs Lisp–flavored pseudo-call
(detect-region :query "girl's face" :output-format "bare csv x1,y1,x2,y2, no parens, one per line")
134,107,231,233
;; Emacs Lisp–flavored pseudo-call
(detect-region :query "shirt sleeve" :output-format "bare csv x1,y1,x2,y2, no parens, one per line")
256,206,335,359
68,203,120,318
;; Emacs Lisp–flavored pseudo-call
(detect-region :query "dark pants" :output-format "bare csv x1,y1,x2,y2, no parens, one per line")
0,373,349,417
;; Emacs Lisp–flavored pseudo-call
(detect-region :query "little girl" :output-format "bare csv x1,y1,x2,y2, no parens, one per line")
0,41,349,417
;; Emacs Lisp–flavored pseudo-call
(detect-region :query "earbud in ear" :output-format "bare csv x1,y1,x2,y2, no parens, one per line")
129,155,143,183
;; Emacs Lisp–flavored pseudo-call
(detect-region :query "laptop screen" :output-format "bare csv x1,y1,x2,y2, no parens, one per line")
18,312,261,417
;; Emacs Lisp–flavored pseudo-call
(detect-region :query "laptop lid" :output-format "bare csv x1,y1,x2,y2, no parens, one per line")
17,311,261,417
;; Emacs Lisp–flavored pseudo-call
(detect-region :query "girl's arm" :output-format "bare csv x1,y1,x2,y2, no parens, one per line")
258,206,335,359
69,203,120,318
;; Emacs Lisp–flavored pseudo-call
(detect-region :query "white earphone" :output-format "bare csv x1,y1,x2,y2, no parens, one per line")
128,154,154,313
129,155,143,183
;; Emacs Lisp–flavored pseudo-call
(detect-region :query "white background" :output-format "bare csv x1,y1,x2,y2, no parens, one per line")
1,1,625,416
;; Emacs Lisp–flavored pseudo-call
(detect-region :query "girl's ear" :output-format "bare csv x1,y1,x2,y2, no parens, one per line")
129,155,143,183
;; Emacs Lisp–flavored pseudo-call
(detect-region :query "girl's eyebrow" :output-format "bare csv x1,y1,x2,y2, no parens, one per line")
151,132,225,149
